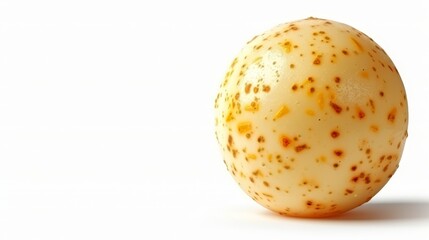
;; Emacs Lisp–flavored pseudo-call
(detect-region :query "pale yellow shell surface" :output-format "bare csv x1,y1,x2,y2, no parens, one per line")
214,18,408,217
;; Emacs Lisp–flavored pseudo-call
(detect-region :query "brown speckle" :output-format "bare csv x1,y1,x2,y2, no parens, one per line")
295,144,309,152
262,85,271,92
334,76,341,83
292,84,298,91
280,135,292,148
333,149,344,157
313,57,321,65
281,41,292,53
365,176,371,184
253,86,259,93
351,37,364,52
357,108,366,119
329,101,342,113
331,130,340,138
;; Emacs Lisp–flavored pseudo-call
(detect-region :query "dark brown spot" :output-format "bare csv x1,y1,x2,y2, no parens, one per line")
365,176,371,184
342,50,349,55
292,84,298,91
334,76,341,83
345,189,354,194
357,109,365,119
329,101,342,113
263,181,270,187
351,165,357,171
331,130,340,138
333,149,344,157
306,200,313,206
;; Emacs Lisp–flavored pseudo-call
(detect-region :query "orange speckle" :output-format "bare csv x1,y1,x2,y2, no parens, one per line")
225,110,234,122
253,86,259,93
245,83,252,94
281,41,293,53
273,105,290,120
262,85,271,92
252,169,263,177
237,121,252,134
317,93,325,109
388,108,397,123
306,109,315,116
360,71,369,78
244,101,259,112
370,125,379,132
280,135,292,148
234,92,240,100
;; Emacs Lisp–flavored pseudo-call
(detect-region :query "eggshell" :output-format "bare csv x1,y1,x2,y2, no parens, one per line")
214,17,408,217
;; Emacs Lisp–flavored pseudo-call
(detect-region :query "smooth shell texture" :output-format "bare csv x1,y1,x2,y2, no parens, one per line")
214,18,408,217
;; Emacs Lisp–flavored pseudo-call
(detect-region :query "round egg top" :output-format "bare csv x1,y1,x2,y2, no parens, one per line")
214,17,408,217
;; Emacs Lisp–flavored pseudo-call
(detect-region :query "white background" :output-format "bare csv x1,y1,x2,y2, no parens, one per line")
1,0,428,239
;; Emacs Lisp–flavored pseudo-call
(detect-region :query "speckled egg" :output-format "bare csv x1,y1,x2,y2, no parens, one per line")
214,17,408,217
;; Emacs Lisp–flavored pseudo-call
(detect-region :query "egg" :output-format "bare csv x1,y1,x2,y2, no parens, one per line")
214,17,408,217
